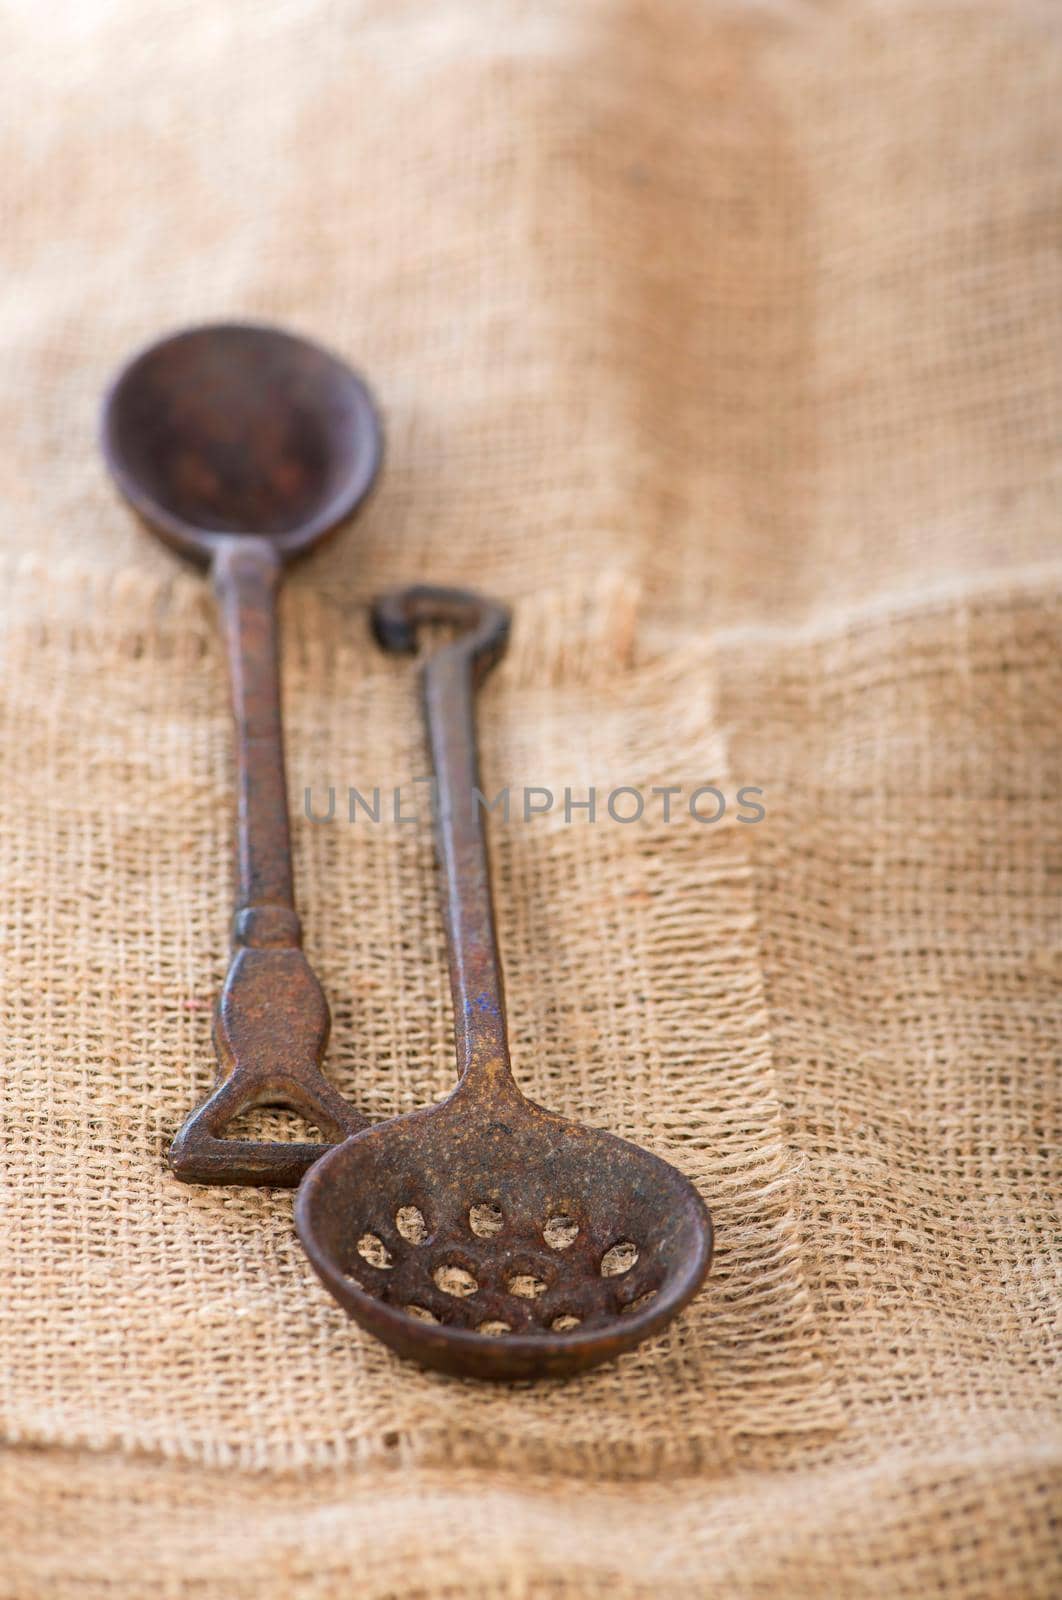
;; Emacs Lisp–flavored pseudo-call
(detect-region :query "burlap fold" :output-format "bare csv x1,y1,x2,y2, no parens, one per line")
0,562,839,1474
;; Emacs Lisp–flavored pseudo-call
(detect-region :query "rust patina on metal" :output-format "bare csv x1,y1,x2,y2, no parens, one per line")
101,323,382,1185
295,586,713,1379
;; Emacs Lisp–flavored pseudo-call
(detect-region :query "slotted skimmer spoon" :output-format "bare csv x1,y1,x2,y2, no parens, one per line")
102,323,381,1185
295,585,713,1378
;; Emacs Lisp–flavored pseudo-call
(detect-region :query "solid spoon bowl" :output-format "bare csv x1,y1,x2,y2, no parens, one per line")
101,321,381,564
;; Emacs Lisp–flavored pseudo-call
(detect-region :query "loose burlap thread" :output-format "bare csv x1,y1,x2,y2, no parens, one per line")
1,0,1060,1595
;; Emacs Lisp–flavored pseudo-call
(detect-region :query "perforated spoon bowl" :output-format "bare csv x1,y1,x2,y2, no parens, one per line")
295,586,713,1379
102,322,381,1185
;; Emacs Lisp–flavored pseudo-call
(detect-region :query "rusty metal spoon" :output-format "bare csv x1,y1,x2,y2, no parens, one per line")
295,585,713,1379
101,322,381,1186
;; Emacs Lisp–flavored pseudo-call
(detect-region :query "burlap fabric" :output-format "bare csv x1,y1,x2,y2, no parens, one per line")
1,1,1059,1595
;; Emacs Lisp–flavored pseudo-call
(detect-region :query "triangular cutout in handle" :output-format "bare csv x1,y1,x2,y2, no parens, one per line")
168,1069,365,1187
168,940,365,1187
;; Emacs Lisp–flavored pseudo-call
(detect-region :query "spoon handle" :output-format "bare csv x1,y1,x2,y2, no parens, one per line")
168,538,364,1186
215,539,295,911
372,586,513,1091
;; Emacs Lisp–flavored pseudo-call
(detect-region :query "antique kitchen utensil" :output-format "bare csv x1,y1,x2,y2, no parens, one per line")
101,323,381,1185
295,585,713,1378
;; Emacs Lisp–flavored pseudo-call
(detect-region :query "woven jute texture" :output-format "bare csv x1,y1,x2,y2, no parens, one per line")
1,0,1060,1596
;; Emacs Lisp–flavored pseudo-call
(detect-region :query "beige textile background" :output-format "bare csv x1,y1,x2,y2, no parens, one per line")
0,1,1060,1596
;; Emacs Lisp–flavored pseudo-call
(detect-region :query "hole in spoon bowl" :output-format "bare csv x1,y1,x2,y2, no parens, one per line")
507,1274,548,1300
396,1205,427,1244
619,1290,658,1316
356,1233,393,1269
543,1214,579,1250
434,1264,478,1298
469,1202,503,1238
600,1241,639,1278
